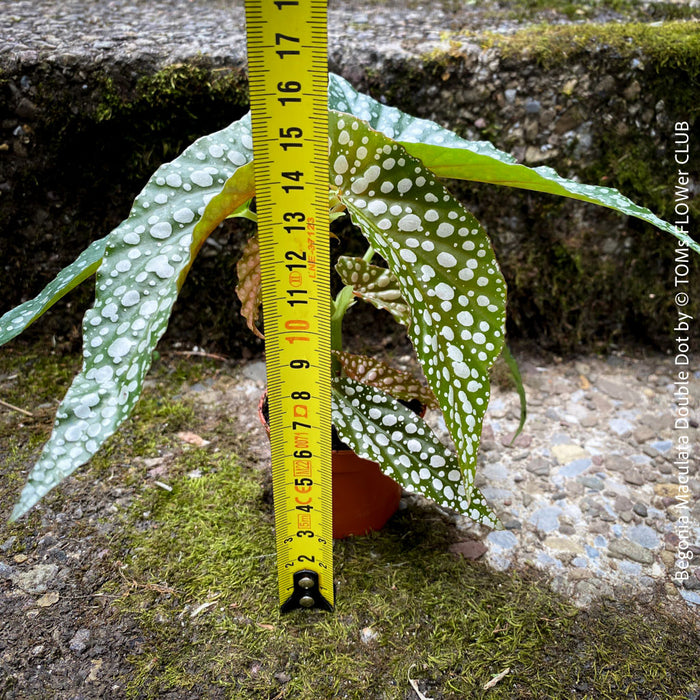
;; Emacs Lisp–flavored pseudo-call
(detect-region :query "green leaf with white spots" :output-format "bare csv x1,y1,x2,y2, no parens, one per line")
10,116,256,522
329,73,698,254
333,350,438,409
0,238,107,346
329,112,507,524
335,256,410,326
332,377,498,526
235,234,264,340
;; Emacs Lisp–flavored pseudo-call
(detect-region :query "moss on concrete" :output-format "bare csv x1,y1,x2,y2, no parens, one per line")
478,21,700,76
97,360,699,699
114,460,700,699
496,0,700,22
91,63,249,176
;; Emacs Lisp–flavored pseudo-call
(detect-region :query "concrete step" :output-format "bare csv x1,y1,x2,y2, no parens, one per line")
1,0,698,353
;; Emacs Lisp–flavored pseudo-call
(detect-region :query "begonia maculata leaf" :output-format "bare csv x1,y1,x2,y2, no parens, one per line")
9,119,255,521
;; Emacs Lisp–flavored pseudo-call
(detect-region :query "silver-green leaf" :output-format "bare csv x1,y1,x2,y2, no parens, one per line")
10,116,256,521
329,112,507,524
332,376,498,526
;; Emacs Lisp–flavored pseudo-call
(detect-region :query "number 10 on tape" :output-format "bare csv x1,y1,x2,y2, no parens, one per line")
245,0,333,612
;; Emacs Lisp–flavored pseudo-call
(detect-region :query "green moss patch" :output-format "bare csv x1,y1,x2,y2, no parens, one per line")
479,21,700,75
92,64,249,178
112,457,700,699
500,0,700,22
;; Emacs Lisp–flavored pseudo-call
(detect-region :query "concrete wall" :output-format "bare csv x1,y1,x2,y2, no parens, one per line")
1,1,698,353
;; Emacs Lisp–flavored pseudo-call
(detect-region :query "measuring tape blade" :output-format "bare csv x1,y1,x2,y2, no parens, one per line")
245,0,333,612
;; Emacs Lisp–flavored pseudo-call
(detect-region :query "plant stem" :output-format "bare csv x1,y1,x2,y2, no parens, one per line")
329,245,375,375
330,285,355,376
330,246,375,375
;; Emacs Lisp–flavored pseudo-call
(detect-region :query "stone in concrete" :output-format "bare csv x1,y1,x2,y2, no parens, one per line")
627,524,660,550
529,507,562,534
559,458,592,477
608,539,654,565
551,444,589,464
12,564,58,594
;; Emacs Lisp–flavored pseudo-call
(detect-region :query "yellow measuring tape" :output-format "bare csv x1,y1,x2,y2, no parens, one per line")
245,0,333,612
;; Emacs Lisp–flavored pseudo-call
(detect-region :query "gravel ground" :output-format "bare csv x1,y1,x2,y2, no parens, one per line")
452,352,700,612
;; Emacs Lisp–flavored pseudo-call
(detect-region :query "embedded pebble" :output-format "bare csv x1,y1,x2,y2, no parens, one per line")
482,462,508,481
596,377,636,402
449,540,487,559
69,628,91,653
651,440,673,453
551,444,589,464
529,507,562,534
526,458,550,476
485,530,518,571
632,503,648,518
624,470,645,486
13,564,58,594
608,539,654,565
360,627,379,644
680,590,700,606
608,418,634,435
544,537,584,556
627,525,660,550
558,458,591,477
35,591,60,607
579,476,604,491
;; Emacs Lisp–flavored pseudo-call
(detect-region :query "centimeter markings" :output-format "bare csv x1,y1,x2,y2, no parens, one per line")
245,0,333,612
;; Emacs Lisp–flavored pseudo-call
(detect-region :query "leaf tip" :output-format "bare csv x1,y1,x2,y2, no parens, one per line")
8,503,25,524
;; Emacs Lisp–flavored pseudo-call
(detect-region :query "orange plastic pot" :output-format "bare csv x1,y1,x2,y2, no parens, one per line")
330,450,402,539
258,393,402,539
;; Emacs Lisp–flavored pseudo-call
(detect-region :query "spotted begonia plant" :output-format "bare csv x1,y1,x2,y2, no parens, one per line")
2,74,697,526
